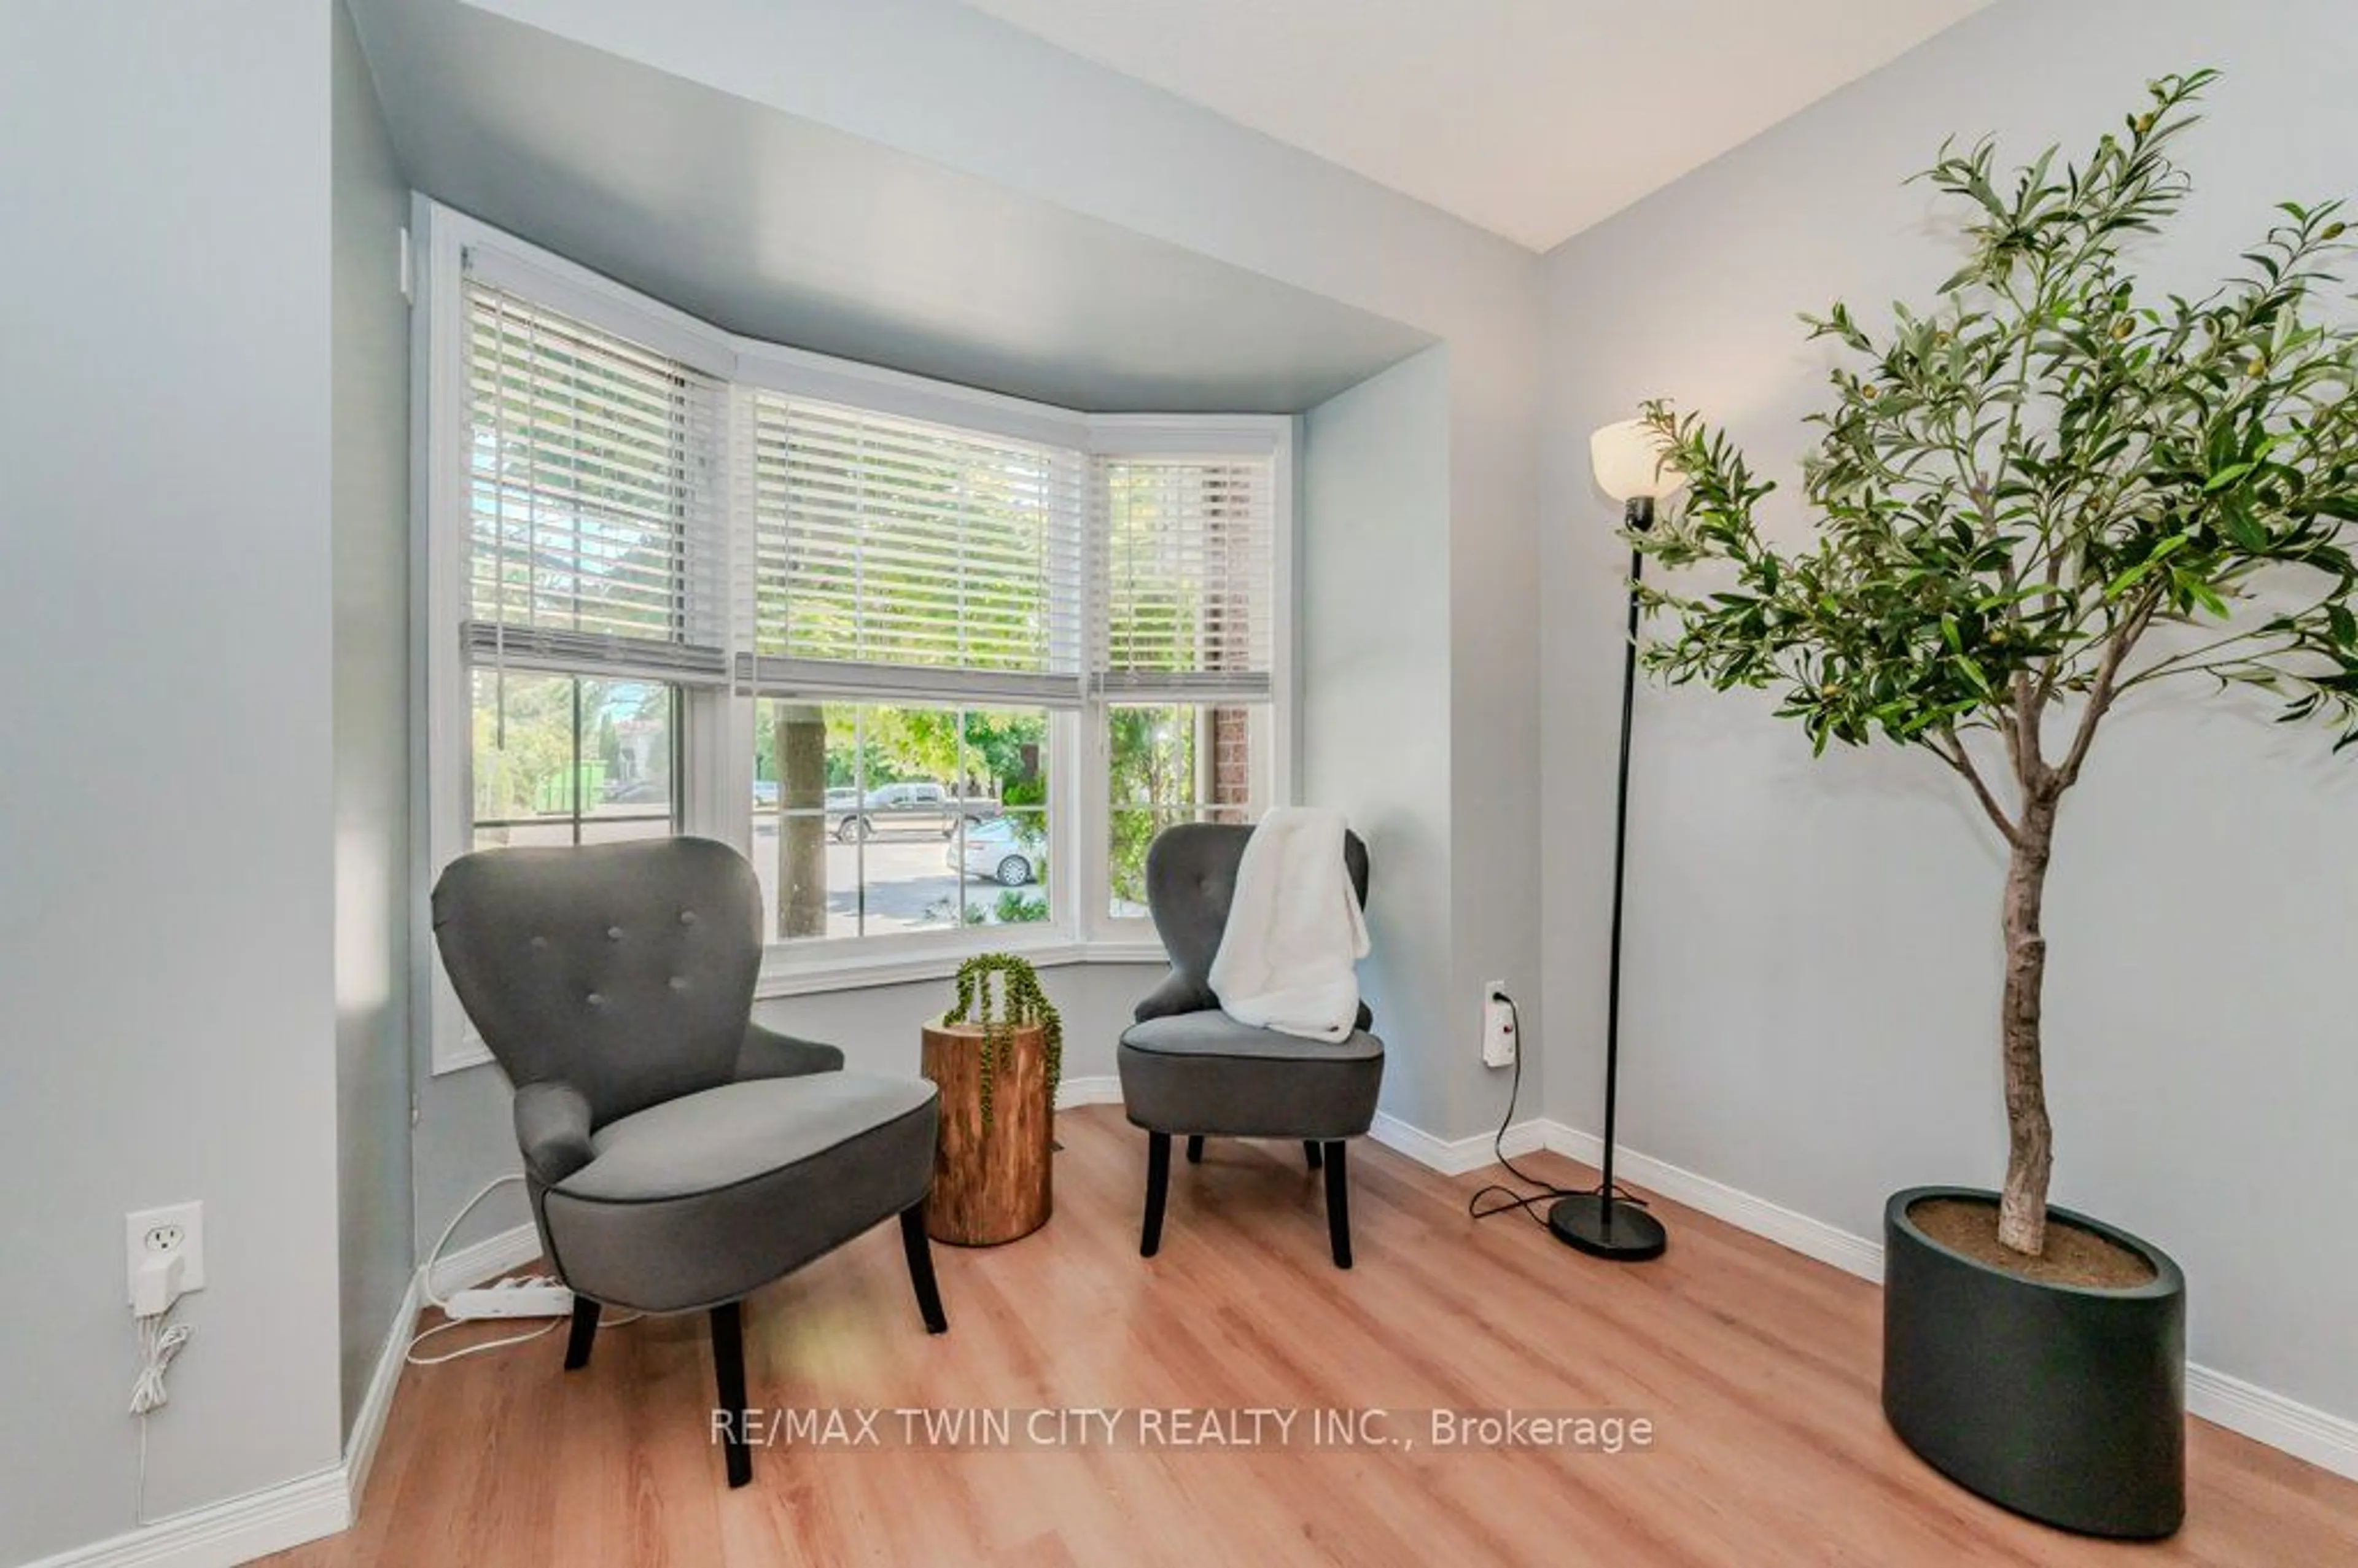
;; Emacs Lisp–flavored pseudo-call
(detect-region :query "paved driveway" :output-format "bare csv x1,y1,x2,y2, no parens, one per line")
481,815,1037,939
750,820,1022,937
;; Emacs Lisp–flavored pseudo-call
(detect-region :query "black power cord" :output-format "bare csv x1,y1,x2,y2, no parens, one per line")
1466,991,1649,1230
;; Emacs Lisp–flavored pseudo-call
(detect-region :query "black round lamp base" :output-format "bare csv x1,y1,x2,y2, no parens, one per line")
1547,1193,1667,1262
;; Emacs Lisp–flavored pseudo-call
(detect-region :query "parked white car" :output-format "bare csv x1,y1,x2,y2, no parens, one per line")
949,815,1041,886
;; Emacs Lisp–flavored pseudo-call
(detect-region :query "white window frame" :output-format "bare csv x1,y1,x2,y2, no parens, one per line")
1080,419,1296,953
413,201,1291,1071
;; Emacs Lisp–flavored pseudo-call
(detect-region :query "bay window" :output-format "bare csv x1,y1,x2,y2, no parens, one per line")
470,672,679,850
749,700,1054,944
1094,451,1282,924
419,204,1290,1070
1106,702,1268,918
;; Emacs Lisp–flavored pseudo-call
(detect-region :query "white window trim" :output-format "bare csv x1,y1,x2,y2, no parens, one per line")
1081,424,1296,948
413,200,1293,1073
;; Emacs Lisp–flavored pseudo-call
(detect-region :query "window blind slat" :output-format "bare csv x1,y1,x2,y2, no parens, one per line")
737,391,1086,701
1092,456,1277,701
464,278,1275,712
464,278,728,685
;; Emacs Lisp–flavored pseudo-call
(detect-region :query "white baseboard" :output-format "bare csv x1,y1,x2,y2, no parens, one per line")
1492,1118,2357,1483
18,1467,348,1568
28,1220,556,1568
343,1268,425,1511
1533,1122,1886,1283
424,1218,545,1301
1368,1111,1546,1176
1055,1087,1550,1177
1054,1074,1123,1111
2182,1364,2358,1480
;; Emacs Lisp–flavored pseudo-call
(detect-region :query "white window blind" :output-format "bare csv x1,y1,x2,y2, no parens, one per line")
464,276,728,685
738,391,1086,705
1094,456,1277,699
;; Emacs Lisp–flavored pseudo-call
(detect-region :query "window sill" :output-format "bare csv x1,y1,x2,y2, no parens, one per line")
754,936,1168,1000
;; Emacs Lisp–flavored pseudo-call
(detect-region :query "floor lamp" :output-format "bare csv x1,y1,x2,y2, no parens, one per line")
1547,419,1684,1263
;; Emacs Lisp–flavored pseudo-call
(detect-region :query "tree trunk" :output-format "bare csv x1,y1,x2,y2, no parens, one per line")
1998,797,2057,1256
777,704,830,940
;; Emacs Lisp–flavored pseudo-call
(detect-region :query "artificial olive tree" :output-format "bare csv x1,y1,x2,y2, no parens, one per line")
1634,71,2358,1257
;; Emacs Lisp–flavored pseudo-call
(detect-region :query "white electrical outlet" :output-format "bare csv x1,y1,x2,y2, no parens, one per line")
1482,984,1516,1067
126,1201,205,1306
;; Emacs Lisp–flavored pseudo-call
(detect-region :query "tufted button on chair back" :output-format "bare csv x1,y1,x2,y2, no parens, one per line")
432,837,763,1125
1142,823,1371,999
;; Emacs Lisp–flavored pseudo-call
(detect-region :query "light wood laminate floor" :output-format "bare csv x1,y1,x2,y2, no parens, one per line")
272,1106,2358,1566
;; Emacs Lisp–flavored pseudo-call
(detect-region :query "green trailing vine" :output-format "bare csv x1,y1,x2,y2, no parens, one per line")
941,953,1063,1130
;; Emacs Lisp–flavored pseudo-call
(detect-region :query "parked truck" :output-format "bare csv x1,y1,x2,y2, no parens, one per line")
831,780,998,841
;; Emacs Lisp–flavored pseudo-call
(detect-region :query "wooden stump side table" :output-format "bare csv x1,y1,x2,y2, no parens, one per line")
919,1020,1053,1245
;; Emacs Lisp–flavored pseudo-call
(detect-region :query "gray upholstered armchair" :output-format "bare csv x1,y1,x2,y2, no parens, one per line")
1116,823,1385,1268
430,837,947,1487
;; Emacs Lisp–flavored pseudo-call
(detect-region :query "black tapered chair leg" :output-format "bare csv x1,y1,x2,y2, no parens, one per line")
1141,1131,1172,1257
562,1294,601,1371
710,1302,752,1488
1304,1140,1323,1171
1323,1141,1353,1270
1185,1135,1205,1165
898,1203,949,1335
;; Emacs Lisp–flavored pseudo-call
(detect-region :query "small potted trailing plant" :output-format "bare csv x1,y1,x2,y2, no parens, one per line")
1630,71,2358,1537
941,952,1065,1127
918,953,1064,1245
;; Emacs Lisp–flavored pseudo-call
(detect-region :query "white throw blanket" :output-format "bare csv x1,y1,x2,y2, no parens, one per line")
1208,807,1370,1042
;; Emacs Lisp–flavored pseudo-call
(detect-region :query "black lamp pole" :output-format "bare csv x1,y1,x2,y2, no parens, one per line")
1548,494,1668,1262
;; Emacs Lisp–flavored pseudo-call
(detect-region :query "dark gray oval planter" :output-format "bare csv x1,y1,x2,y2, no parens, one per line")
1882,1186,2185,1539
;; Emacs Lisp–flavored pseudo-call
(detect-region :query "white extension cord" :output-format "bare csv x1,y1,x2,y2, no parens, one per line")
445,1277,577,1321
405,1175,638,1366
129,1310,190,1417
129,1305,192,1524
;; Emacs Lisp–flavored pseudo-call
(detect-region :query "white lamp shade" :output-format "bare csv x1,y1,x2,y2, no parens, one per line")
1590,419,1685,503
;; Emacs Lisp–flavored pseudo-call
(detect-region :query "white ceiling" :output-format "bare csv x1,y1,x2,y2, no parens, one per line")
351,0,1434,413
957,0,1992,251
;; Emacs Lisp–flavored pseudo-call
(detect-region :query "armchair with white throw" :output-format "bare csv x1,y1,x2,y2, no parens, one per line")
1117,813,1385,1268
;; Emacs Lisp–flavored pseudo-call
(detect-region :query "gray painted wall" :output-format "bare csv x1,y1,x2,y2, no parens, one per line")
1446,320,1548,1142
1540,0,2358,1426
332,0,417,1434
0,2,345,1559
1302,349,1461,1130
